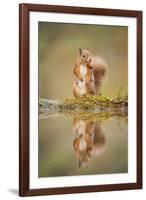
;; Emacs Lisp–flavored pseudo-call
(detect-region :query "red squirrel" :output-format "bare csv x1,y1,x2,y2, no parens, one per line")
73,118,106,168
73,48,107,97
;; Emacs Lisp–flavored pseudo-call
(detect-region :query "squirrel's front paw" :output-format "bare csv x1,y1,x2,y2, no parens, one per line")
87,64,93,69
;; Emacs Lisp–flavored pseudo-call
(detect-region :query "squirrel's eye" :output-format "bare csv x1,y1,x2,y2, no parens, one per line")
83,55,85,58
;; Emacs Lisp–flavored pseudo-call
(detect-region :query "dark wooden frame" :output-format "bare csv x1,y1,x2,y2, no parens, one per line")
19,3,143,197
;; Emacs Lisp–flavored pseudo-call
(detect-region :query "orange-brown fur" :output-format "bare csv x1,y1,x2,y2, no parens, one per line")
73,49,97,97
73,48,93,82
73,48,107,97
73,64,96,97
73,118,106,168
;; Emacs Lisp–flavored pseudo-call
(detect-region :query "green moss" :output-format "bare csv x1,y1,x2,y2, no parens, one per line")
39,95,128,121
63,94,128,110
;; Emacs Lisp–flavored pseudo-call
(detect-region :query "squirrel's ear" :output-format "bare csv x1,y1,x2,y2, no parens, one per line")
86,48,90,51
79,48,82,55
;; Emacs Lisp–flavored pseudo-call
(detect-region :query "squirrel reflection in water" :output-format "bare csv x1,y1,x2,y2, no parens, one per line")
73,118,106,168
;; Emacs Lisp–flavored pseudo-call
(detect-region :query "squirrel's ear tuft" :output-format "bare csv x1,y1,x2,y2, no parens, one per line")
79,48,82,55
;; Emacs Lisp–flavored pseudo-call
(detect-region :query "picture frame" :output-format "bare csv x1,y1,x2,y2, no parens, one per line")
19,3,142,197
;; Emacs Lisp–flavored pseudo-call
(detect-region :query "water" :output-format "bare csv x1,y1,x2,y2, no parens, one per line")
39,112,128,177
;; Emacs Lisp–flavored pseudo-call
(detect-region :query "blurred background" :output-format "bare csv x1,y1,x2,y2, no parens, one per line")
39,22,128,99
38,22,128,177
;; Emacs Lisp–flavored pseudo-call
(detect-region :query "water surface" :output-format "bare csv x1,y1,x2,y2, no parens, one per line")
39,112,128,177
